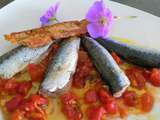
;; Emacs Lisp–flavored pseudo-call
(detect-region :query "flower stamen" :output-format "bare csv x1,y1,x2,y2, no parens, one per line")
100,16,108,26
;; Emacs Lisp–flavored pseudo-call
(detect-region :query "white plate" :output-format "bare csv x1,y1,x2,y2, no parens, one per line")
0,0,160,120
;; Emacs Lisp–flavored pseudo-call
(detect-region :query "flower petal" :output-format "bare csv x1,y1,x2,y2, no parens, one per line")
101,26,110,38
87,23,109,38
86,0,113,38
48,2,59,17
103,8,113,26
40,16,50,24
86,0,105,22
40,2,59,26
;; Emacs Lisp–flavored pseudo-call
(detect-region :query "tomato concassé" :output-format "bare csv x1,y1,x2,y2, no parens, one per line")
0,49,159,120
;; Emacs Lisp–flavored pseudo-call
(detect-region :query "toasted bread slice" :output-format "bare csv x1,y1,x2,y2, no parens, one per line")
5,20,88,48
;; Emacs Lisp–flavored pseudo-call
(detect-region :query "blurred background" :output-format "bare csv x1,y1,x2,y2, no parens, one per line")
0,0,160,17
112,0,160,17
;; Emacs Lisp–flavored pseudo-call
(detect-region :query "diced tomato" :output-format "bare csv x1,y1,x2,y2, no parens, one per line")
143,69,151,80
11,110,24,120
150,68,160,87
1,79,32,95
62,104,83,120
111,52,123,65
72,72,88,88
9,94,48,120
6,95,24,112
20,101,35,112
30,94,48,106
122,90,138,107
72,50,93,88
0,78,32,95
125,67,146,89
28,63,45,82
40,44,59,67
84,89,97,104
61,92,78,105
104,98,118,114
0,79,5,91
17,81,32,95
23,104,47,120
4,79,19,93
98,88,118,114
81,64,92,74
61,92,82,120
87,106,106,120
78,51,89,63
19,94,48,112
94,79,105,89
98,88,110,104
72,76,86,88
140,92,154,112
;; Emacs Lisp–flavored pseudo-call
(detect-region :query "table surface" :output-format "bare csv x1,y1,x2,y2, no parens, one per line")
0,0,160,17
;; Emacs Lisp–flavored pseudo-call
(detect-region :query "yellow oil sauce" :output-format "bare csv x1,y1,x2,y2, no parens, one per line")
110,36,135,44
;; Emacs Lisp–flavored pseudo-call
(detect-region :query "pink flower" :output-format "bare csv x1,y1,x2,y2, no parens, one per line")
40,2,59,26
86,0,113,38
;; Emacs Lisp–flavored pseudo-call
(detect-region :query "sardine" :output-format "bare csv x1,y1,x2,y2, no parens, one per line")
82,36,130,97
0,43,52,79
96,38,160,67
40,37,80,96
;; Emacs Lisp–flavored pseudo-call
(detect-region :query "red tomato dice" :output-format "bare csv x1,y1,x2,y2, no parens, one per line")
84,89,97,104
4,79,19,93
78,51,89,62
140,92,154,112
72,50,93,89
0,79,5,91
17,81,32,95
87,106,106,120
61,92,78,105
61,92,82,120
125,67,146,89
28,63,45,82
20,101,35,112
19,94,48,112
30,94,48,106
150,68,160,87
72,76,86,88
122,91,138,107
104,98,118,114
40,44,59,67
62,104,83,120
98,88,110,104
6,95,24,112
